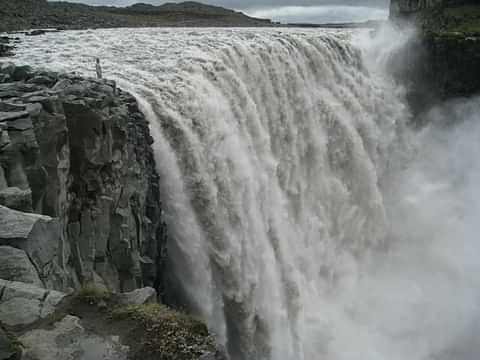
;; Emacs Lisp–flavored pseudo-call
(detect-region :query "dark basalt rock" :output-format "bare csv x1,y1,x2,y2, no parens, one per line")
424,33,480,99
0,63,167,295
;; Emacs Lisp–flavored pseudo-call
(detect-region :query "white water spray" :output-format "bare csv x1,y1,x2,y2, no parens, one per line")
11,27,480,360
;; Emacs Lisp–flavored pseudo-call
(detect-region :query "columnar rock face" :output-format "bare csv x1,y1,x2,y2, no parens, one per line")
0,63,166,293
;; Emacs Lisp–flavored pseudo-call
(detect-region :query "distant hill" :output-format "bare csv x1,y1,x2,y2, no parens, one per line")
0,0,273,32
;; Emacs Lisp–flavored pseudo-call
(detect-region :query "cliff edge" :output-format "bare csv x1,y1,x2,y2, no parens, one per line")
0,63,167,294
390,0,480,108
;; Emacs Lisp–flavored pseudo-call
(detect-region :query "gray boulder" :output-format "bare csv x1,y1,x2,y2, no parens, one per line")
0,280,65,328
0,187,32,212
117,287,157,305
0,206,63,286
0,246,42,287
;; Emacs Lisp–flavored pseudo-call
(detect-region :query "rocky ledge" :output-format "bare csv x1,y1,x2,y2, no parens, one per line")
0,282,222,360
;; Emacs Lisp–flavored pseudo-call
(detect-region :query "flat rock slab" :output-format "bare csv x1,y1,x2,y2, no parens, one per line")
117,287,157,305
0,280,65,328
0,187,32,212
0,246,42,286
20,315,129,360
0,206,61,280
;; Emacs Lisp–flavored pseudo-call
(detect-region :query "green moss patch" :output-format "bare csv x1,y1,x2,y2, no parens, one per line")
436,5,480,35
111,304,215,360
55,287,217,360
73,284,112,305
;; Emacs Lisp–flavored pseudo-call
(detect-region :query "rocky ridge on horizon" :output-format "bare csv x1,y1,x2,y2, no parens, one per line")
0,0,273,32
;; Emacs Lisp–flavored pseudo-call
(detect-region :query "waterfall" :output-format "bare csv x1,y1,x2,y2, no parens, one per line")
13,27,480,360
130,30,409,360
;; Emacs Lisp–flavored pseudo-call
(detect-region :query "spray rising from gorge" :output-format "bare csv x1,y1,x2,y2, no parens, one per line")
12,27,480,360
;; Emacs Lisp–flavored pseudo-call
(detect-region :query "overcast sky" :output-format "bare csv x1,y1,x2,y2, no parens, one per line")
55,0,390,23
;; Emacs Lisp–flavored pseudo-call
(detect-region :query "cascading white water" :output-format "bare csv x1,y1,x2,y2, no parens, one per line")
11,27,480,360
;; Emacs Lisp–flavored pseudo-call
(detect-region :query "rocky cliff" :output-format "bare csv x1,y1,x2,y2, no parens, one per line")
0,63,167,294
0,63,226,360
389,0,480,110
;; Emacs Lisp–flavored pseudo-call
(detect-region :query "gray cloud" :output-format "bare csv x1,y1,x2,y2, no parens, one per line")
248,6,388,23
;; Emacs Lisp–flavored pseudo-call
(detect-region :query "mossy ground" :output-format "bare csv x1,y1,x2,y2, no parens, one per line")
66,288,215,360
74,284,112,305
111,304,215,360
424,4,480,36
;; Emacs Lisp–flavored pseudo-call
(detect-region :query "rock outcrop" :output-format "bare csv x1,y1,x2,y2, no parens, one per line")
0,63,167,294
389,1,480,111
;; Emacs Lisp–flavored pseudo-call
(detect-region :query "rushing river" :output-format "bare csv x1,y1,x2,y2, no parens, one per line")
11,27,480,360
